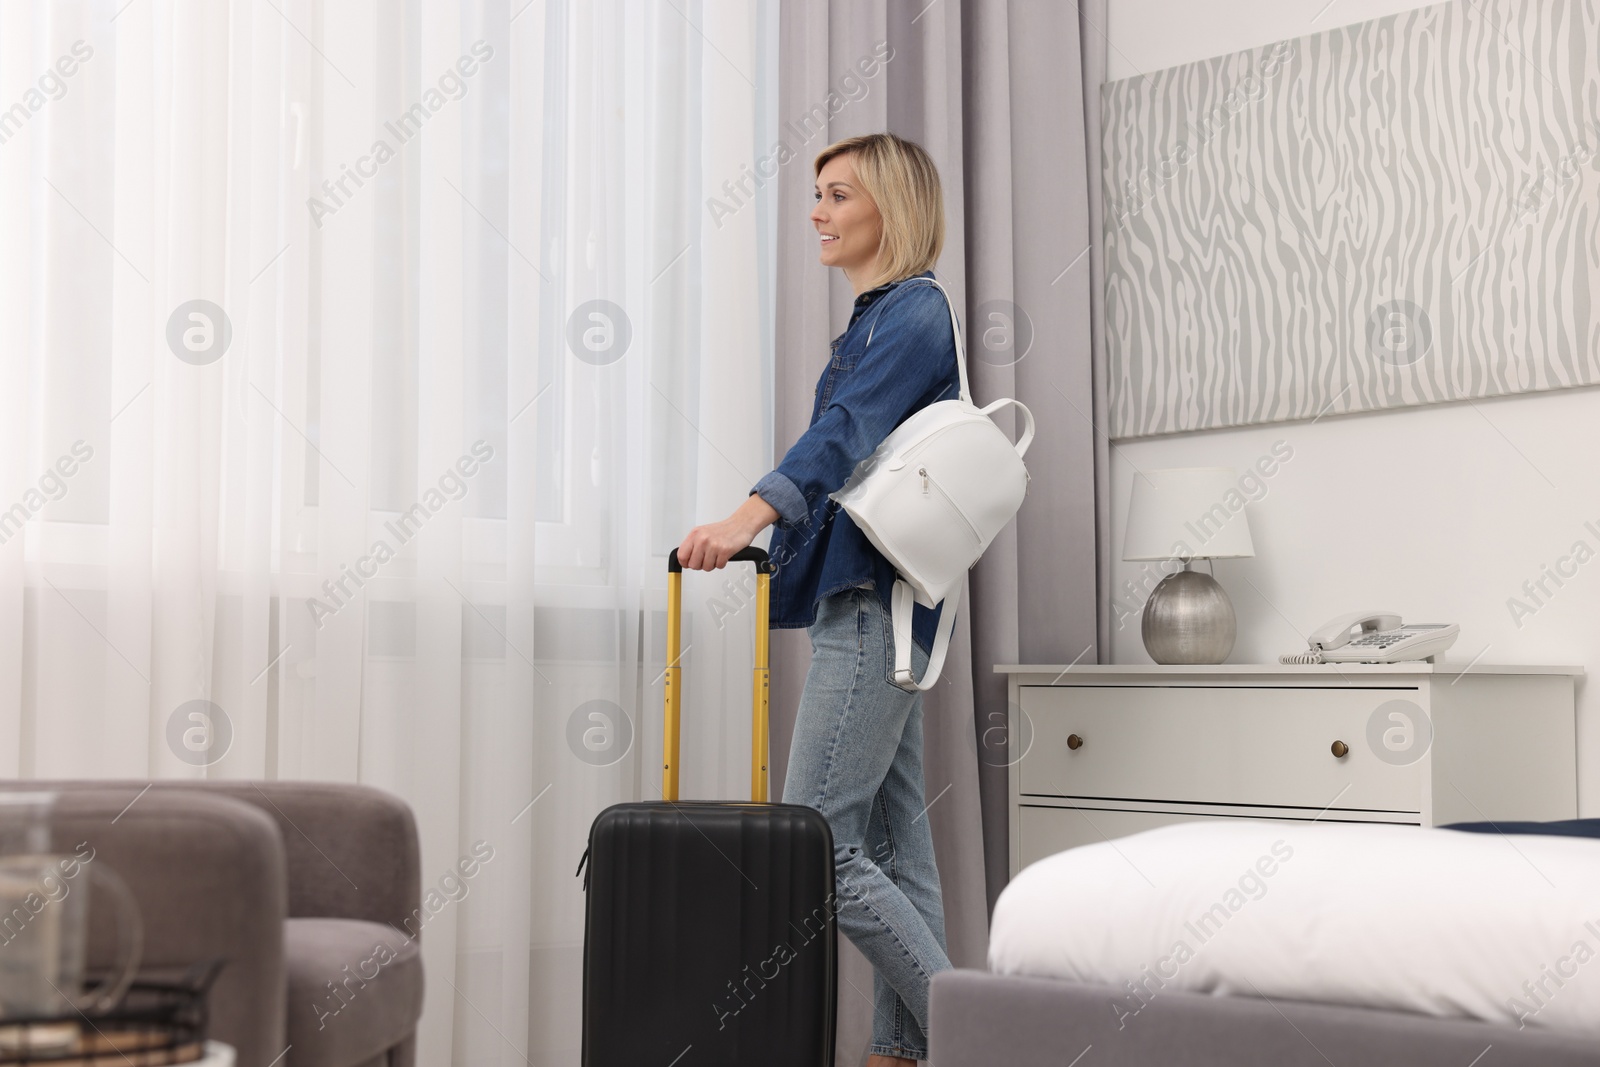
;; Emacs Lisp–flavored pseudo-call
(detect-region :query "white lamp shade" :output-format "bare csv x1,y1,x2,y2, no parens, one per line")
1122,467,1256,561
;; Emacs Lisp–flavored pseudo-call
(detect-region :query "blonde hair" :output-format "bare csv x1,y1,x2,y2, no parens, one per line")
814,133,944,292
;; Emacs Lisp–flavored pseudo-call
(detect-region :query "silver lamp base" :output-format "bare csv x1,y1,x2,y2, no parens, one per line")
1141,562,1236,664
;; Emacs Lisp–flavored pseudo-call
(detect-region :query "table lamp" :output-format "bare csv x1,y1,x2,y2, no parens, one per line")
1122,467,1255,664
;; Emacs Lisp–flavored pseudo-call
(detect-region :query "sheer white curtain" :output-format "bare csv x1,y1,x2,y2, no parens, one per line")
0,1,779,1062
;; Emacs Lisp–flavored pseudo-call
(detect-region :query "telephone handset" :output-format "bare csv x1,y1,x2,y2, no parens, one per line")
1280,610,1460,664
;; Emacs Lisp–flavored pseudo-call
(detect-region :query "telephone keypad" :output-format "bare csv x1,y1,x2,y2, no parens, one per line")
1351,632,1402,648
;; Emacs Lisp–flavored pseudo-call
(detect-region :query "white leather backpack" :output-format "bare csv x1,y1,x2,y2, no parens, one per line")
829,277,1035,690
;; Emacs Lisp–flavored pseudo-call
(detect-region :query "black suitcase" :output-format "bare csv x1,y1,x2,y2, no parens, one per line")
576,547,838,1067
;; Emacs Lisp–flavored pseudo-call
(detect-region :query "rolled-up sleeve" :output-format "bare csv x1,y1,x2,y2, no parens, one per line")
752,282,956,532
749,471,807,527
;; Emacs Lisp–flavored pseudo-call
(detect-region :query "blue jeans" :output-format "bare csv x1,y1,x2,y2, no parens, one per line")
782,582,953,1061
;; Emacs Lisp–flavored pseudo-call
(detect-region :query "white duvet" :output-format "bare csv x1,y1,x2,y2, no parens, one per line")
988,819,1600,1036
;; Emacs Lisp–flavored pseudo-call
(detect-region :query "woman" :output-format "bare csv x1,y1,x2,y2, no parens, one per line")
677,132,959,1067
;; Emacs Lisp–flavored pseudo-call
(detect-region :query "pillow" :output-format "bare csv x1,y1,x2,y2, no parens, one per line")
1446,818,1600,841
988,819,1600,1035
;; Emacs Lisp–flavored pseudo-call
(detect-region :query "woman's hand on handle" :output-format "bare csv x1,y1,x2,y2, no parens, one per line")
677,494,780,571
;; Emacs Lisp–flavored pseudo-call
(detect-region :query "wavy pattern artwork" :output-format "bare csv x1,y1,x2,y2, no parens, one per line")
1103,0,1600,438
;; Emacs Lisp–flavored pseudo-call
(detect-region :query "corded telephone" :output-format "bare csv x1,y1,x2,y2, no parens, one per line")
1279,610,1460,664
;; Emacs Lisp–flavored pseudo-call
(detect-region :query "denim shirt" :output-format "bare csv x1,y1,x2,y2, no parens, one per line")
749,269,962,657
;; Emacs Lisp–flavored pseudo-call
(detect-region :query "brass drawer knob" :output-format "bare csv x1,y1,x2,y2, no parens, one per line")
1331,740,1349,758
1067,733,1084,751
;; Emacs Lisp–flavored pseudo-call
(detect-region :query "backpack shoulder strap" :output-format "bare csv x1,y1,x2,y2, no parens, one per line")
868,276,970,404
890,577,960,691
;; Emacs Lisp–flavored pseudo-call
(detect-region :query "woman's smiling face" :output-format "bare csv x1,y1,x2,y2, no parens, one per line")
811,153,883,292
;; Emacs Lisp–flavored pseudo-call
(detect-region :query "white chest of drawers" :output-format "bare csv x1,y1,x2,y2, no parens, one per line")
995,663,1583,878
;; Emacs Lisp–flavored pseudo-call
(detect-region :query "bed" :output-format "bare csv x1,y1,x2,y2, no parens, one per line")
929,819,1600,1066
929,968,1600,1066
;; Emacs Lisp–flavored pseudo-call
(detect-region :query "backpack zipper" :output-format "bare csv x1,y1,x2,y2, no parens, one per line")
901,413,1029,481
899,416,965,462
918,465,983,544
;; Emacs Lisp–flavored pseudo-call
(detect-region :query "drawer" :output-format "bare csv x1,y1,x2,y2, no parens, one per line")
1018,805,1214,870
1015,804,1418,872
1018,685,1423,812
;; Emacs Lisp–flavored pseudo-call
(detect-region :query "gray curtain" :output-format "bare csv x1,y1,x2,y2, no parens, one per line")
769,1,1109,1062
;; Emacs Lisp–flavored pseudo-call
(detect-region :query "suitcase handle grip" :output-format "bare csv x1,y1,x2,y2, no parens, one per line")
668,546,776,574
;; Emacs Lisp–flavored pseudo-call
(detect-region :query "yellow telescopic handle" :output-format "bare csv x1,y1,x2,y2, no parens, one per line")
664,548,776,803
664,567,684,802
752,570,770,802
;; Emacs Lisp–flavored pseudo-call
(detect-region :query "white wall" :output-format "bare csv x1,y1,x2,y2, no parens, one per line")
1104,0,1600,813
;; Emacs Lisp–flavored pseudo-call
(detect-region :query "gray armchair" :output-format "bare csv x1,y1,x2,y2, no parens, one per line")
0,780,424,1067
